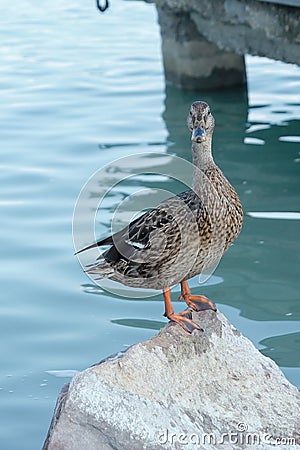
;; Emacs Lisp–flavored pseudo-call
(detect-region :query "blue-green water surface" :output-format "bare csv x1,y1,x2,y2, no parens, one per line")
0,1,299,449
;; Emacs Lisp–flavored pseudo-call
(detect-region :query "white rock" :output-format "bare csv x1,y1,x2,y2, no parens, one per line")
43,310,300,450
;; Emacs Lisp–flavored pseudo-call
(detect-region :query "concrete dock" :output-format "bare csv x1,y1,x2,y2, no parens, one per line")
146,0,300,89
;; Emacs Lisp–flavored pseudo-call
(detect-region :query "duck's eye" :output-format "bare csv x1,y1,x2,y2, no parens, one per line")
208,110,211,115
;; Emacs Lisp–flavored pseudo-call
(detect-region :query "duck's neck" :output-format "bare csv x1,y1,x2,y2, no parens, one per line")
192,138,215,189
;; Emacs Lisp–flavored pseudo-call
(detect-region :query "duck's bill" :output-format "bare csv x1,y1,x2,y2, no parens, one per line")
191,128,206,143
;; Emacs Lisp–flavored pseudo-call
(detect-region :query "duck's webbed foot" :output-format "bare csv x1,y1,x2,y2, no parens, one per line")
183,295,217,312
164,310,203,333
163,287,203,334
179,280,217,312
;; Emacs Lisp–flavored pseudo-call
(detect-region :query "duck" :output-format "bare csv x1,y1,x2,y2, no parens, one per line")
77,101,243,333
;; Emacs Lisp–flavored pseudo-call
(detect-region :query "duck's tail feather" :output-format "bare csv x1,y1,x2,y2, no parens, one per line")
75,235,113,255
85,260,115,279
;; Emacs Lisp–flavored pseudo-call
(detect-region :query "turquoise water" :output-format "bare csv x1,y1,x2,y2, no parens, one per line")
0,1,300,449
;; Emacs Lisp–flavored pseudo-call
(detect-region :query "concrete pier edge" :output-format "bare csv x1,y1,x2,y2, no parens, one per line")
149,0,300,89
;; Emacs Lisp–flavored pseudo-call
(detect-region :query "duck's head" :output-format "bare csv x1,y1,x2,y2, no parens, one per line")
187,101,215,144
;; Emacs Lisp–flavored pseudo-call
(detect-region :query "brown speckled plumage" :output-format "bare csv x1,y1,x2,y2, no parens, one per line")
80,101,243,332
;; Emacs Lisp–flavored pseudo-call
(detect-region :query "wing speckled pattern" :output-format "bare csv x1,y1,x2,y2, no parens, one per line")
79,101,243,333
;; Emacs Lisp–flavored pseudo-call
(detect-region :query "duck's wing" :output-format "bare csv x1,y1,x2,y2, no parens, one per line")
102,204,180,265
75,210,152,255
75,212,143,255
77,189,204,272
77,195,185,266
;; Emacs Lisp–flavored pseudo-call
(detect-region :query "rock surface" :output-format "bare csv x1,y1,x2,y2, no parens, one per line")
43,310,300,450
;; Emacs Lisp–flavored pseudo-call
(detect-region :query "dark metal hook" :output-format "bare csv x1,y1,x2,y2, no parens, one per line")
96,0,109,13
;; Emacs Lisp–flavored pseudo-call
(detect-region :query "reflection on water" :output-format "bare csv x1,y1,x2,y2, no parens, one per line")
0,1,300,449
260,332,300,368
111,318,165,330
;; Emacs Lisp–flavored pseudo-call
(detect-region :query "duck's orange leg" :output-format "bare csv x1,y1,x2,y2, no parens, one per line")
163,287,203,333
179,280,217,312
